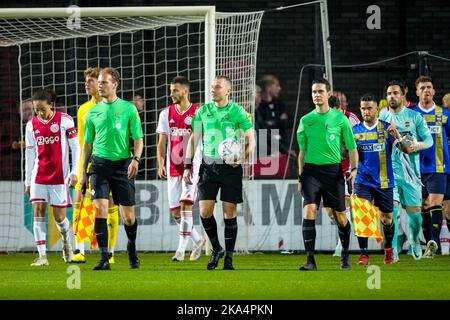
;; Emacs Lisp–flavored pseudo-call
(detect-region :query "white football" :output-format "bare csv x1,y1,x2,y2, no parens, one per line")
218,138,242,164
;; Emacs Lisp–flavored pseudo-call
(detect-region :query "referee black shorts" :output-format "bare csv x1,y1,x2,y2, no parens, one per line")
197,158,243,204
300,163,346,212
89,155,136,206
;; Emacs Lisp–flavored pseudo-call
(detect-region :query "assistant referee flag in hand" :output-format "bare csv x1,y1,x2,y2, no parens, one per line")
74,195,98,249
351,195,383,244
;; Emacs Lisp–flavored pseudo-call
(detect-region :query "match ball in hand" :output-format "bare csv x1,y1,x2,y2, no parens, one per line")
218,138,242,164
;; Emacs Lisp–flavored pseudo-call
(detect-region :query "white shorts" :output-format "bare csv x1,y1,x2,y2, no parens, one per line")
168,175,198,210
30,183,72,207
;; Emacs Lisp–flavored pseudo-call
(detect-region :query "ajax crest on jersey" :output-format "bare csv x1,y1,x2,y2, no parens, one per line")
50,123,59,133
218,138,242,164
185,115,192,126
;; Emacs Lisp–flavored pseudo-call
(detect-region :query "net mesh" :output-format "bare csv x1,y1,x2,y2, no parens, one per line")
0,9,264,252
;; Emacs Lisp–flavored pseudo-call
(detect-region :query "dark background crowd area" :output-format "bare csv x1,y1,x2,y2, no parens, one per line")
1,0,449,180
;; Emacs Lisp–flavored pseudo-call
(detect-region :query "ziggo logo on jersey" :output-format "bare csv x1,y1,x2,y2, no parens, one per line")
170,127,191,136
37,135,60,145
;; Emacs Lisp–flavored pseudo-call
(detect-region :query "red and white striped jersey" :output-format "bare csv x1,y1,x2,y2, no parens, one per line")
25,111,80,186
341,110,360,176
156,103,201,177
343,109,361,128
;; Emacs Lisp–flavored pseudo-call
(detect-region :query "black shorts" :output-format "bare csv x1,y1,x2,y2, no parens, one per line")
300,163,345,212
422,173,447,197
353,183,394,213
89,155,136,206
197,160,243,204
445,174,450,201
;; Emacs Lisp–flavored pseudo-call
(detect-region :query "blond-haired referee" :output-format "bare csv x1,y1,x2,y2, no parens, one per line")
72,67,120,264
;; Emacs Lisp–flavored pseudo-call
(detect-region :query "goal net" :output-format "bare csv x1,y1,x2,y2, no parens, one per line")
0,6,264,252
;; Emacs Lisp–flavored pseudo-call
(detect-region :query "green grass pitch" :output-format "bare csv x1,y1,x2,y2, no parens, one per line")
1,252,450,300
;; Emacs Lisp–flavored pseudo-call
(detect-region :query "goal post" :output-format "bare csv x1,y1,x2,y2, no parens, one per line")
0,6,217,103
0,6,263,252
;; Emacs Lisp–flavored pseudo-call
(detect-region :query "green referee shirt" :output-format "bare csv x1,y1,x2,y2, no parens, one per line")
192,100,253,159
84,98,144,161
297,108,356,165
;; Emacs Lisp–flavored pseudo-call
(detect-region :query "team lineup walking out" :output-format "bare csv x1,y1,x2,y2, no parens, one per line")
23,69,448,270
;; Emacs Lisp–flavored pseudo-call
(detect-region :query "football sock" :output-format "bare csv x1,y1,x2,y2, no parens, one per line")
430,206,443,248
94,218,109,261
382,220,395,249
124,219,138,244
338,220,351,253
392,205,399,253
178,210,193,252
107,206,119,254
33,216,47,257
224,217,238,258
55,217,70,242
357,237,369,256
73,201,85,255
302,219,316,263
407,212,423,243
190,225,202,243
421,208,432,243
201,215,221,252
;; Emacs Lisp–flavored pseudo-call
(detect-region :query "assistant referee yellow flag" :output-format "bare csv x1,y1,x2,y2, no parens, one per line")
74,195,98,249
350,195,383,244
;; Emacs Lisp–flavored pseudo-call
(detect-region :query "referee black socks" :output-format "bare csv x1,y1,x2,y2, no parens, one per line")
338,221,351,253
124,219,138,243
224,217,238,257
201,215,221,252
95,218,109,262
302,219,316,261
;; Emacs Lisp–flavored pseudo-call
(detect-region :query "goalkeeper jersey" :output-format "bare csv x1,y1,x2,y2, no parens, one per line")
76,97,96,182
410,103,450,174
353,120,395,189
379,106,433,180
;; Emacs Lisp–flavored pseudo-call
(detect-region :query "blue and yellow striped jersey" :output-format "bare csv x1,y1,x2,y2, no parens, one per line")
353,120,395,189
411,104,450,174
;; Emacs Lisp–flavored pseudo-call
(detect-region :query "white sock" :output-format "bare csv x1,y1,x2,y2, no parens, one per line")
75,241,85,255
55,217,70,243
190,225,202,243
33,217,47,257
177,211,193,252
109,248,114,255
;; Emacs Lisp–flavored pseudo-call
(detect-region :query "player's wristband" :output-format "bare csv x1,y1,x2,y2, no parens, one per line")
351,167,358,172
184,163,193,170
132,156,141,164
